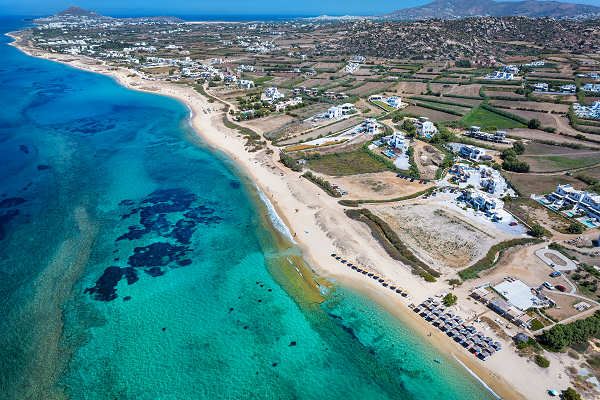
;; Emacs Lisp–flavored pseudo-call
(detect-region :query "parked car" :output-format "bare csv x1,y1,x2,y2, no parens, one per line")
543,282,554,290
550,271,561,278
555,285,567,292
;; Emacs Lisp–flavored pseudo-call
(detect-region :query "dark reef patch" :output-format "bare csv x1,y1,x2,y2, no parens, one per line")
19,144,29,154
0,197,25,208
84,266,139,301
128,242,188,268
86,188,222,301
0,209,19,240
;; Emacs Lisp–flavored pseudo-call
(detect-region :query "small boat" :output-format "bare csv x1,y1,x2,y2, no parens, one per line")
549,390,559,397
434,359,441,364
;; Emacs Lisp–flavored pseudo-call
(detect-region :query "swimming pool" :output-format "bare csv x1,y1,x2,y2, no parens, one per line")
580,219,599,228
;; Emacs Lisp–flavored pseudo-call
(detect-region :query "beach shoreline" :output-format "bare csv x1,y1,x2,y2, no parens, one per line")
7,31,562,400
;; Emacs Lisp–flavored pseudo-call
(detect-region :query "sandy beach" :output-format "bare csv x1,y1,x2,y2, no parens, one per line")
8,31,573,400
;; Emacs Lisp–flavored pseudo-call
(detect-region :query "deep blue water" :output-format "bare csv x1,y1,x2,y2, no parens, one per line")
0,16,495,400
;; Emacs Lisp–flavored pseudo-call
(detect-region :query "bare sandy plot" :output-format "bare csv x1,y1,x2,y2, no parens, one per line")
313,62,343,70
413,140,444,180
524,142,597,156
534,93,577,103
332,171,433,200
440,97,483,107
490,100,570,113
371,202,505,271
506,128,600,149
402,105,462,121
393,81,428,95
506,109,557,127
278,116,362,145
443,84,483,98
301,78,329,88
346,81,392,96
578,165,600,179
242,114,295,133
544,292,595,322
528,72,573,80
505,171,588,195
414,94,478,108
486,91,524,99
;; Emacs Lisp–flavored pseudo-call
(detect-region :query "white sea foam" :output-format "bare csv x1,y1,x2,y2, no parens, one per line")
452,355,502,400
257,188,296,244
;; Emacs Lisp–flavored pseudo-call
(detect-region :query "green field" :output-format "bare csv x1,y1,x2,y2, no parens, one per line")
252,75,274,85
519,155,600,172
415,100,471,115
306,149,392,176
371,100,396,112
460,106,526,130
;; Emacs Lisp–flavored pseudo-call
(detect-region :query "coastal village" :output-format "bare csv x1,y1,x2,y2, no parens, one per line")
12,6,600,400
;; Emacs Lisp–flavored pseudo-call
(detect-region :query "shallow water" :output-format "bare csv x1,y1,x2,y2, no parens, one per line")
0,16,495,400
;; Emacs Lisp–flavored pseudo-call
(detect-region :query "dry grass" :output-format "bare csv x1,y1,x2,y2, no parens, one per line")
371,203,503,271
402,105,463,121
505,172,588,195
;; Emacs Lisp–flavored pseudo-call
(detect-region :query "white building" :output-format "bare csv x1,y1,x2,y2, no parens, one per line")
560,84,576,94
416,117,437,138
261,87,284,103
238,79,255,89
549,184,600,220
364,118,380,135
460,190,501,212
345,62,359,74
484,71,515,80
583,83,600,92
573,101,600,120
467,126,508,144
387,96,403,109
339,103,355,114
326,106,343,119
502,65,520,74
459,144,487,161
238,64,254,72
390,133,409,152
276,97,303,112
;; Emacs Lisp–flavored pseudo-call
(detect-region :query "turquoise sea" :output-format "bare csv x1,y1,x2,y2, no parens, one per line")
0,17,496,400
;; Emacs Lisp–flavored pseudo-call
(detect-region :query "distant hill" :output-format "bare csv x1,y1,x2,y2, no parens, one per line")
383,0,600,20
34,6,182,24
55,6,101,17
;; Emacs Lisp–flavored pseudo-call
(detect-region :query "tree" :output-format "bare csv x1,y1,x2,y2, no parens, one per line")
530,223,546,238
528,118,541,129
502,148,517,159
401,119,416,135
502,157,530,173
534,354,550,368
512,141,525,155
563,388,582,400
566,222,584,234
448,278,461,288
443,293,457,307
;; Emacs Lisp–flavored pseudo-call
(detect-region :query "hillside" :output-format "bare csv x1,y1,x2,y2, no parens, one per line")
56,6,101,17
383,0,600,20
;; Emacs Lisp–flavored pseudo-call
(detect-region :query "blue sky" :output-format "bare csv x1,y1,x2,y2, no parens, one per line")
2,0,600,17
